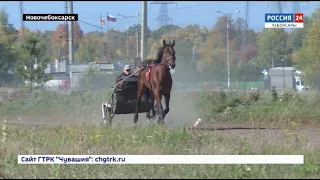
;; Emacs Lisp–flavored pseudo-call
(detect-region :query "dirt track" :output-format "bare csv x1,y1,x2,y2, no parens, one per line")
4,90,320,148
5,90,199,129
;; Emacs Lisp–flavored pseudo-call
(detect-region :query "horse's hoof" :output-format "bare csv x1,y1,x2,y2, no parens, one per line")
133,116,138,124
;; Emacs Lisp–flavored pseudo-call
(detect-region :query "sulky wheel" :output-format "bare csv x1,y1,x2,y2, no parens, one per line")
145,107,156,124
103,92,117,125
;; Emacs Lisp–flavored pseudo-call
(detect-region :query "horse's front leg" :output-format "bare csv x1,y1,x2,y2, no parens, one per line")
153,90,164,124
134,85,146,124
150,95,157,118
145,89,155,120
163,93,170,119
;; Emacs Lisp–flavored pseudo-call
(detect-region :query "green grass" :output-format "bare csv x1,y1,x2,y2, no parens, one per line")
2,124,320,179
196,89,320,125
220,81,265,89
2,87,319,126
0,87,112,118
1,87,320,178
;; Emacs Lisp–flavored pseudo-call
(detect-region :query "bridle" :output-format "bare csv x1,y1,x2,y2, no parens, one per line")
159,47,175,69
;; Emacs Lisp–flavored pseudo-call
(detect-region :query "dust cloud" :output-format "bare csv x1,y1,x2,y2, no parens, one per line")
109,90,200,128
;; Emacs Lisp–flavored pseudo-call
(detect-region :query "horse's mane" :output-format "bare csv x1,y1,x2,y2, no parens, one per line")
140,46,164,66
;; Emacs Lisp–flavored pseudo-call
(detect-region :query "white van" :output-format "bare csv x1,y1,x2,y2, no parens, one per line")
294,70,309,91
296,79,306,91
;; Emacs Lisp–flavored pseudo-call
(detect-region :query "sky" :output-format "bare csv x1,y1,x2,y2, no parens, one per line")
0,1,319,33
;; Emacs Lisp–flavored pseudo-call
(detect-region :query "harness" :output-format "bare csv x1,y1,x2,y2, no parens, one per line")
145,55,172,79
146,64,155,80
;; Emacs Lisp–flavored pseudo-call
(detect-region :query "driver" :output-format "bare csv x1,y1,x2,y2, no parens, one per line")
116,64,132,85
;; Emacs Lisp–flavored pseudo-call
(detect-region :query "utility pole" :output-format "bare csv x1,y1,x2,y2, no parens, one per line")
216,10,240,89
106,12,110,63
140,1,147,62
64,1,68,60
192,43,195,63
226,16,230,89
244,1,250,45
64,1,68,14
292,1,300,13
126,27,129,61
270,1,286,13
100,13,103,62
185,38,195,62
136,30,140,57
281,58,285,90
19,1,25,38
68,1,74,64
59,35,62,58
272,58,274,68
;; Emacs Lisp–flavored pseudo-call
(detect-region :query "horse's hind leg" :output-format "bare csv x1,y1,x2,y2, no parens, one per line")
146,100,156,119
163,93,170,119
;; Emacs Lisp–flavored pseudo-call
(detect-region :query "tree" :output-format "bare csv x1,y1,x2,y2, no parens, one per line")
0,8,17,46
234,17,246,49
52,22,83,60
40,30,55,61
16,27,30,44
107,30,126,61
212,15,236,41
0,42,17,73
0,7,17,73
198,16,238,68
287,16,312,53
127,24,151,37
151,24,180,39
15,34,51,87
295,13,320,86
237,44,258,65
254,29,288,68
75,32,99,63
233,62,262,82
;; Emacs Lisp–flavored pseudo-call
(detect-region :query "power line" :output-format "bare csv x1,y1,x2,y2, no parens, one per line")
270,1,286,13
244,1,250,46
78,19,134,36
78,18,227,41
245,1,250,29
151,1,177,31
161,28,227,39
76,2,263,32
292,1,300,13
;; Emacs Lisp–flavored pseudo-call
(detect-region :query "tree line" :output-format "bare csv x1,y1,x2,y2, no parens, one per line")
0,7,320,86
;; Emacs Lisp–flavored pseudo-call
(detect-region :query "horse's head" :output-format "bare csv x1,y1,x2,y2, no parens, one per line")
161,39,176,69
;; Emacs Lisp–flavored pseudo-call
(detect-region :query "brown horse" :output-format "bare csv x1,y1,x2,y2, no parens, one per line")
133,39,176,124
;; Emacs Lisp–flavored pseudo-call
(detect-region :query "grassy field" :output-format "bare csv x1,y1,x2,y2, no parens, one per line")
1,87,320,178
196,89,320,125
2,124,320,179
0,87,111,121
